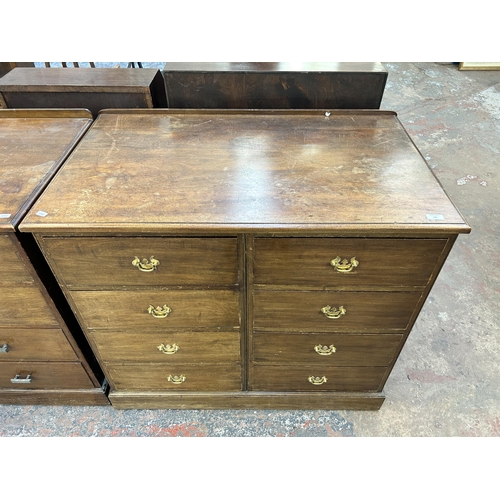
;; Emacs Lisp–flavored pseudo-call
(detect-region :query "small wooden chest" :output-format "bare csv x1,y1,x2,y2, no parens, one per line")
0,109,108,405
0,68,168,117
162,62,388,109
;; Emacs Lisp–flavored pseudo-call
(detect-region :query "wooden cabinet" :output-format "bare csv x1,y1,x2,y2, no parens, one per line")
163,62,388,109
20,109,470,410
0,68,168,118
0,109,108,405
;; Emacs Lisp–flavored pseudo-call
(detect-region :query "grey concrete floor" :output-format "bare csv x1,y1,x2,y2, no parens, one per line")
1,62,499,437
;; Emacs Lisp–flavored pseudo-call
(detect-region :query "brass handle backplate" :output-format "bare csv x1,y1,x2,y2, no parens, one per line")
168,374,186,385
321,305,346,319
132,256,160,272
11,374,32,384
158,343,179,355
330,256,358,273
148,304,172,318
308,376,327,385
0,343,8,353
314,344,336,355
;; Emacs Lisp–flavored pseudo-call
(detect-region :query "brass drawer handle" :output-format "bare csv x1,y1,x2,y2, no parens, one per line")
132,256,160,272
11,374,32,384
330,256,358,273
308,375,327,385
321,305,346,319
0,343,8,353
314,344,336,355
168,374,186,384
158,343,179,355
148,304,172,318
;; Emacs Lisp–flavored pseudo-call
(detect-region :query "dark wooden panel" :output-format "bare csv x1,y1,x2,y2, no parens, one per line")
0,328,78,361
0,362,95,389
42,236,239,286
107,363,242,391
88,331,240,363
252,332,403,366
253,237,447,287
253,290,421,332
70,290,240,329
0,68,167,118
163,62,388,109
250,365,387,392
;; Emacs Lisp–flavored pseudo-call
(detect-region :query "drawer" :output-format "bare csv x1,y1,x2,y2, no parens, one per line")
70,290,240,330
41,237,239,287
106,363,242,391
0,362,95,389
253,238,447,287
0,285,59,327
251,365,387,392
0,328,78,361
253,290,421,332
88,331,240,363
0,235,34,283
252,332,403,366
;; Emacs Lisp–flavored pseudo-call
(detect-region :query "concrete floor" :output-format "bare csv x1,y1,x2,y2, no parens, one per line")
1,62,499,437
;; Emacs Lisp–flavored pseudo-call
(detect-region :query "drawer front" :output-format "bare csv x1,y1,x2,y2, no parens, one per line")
0,235,34,283
252,332,403,366
106,363,242,391
253,290,421,332
42,237,239,286
251,365,387,392
0,285,59,327
70,290,240,330
253,238,447,287
88,331,240,363
0,362,94,389
0,328,78,361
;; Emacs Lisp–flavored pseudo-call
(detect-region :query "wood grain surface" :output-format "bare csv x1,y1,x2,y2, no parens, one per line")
20,110,470,234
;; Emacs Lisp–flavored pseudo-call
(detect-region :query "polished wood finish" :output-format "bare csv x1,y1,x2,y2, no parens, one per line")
0,109,108,405
163,62,388,109
0,68,168,117
20,109,470,409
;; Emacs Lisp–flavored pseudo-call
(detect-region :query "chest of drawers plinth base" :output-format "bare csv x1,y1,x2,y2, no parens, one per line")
108,391,385,410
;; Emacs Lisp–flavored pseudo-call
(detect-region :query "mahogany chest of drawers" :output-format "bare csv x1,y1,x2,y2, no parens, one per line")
163,62,388,109
0,109,108,405
20,109,470,410
0,68,168,118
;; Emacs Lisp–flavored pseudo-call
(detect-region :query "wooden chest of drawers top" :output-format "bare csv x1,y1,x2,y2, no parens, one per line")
0,109,92,232
20,109,470,235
